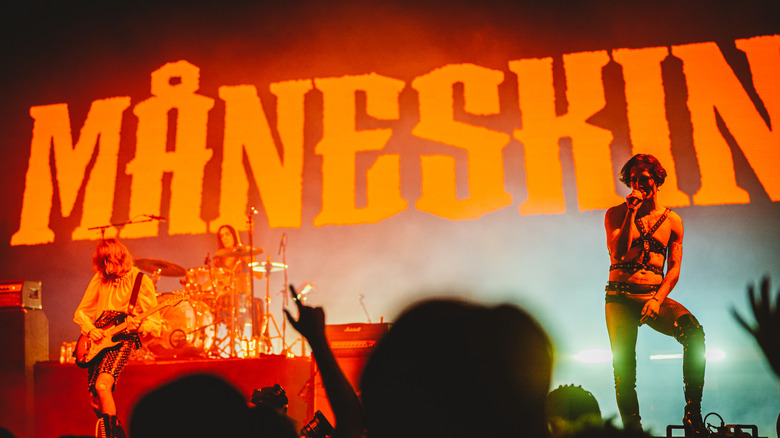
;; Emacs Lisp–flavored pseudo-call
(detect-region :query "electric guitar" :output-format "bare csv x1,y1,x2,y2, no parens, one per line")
74,291,188,368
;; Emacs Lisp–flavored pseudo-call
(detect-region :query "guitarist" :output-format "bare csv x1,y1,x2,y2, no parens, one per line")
73,238,161,438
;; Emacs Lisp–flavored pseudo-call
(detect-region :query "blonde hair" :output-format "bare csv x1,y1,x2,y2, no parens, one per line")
92,238,133,279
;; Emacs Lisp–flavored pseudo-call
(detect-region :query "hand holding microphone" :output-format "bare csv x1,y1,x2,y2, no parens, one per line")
626,190,644,211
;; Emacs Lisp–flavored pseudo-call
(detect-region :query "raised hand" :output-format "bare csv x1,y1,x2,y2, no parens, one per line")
284,285,327,344
732,276,780,377
283,284,364,438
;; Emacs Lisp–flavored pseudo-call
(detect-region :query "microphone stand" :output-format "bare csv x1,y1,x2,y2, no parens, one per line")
88,215,162,238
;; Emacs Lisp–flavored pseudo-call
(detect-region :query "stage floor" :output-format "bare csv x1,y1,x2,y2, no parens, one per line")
32,355,313,438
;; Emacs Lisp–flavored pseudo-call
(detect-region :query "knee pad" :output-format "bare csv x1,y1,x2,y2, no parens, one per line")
673,314,705,347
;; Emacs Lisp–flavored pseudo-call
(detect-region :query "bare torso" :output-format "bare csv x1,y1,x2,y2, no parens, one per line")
605,203,682,286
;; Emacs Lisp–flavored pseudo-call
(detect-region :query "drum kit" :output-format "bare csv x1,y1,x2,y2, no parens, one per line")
134,246,290,359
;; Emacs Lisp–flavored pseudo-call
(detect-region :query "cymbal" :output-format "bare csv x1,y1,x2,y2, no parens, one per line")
250,261,287,273
214,245,264,258
135,258,187,277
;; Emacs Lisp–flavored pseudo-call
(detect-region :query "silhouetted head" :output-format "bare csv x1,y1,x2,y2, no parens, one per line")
129,373,251,437
248,405,298,438
546,384,602,438
360,298,553,438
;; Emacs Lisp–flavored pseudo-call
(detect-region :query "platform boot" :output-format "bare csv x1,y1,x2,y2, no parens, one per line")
109,415,127,438
674,314,708,437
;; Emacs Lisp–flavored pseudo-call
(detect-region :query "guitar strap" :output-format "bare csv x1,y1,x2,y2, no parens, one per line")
127,272,144,315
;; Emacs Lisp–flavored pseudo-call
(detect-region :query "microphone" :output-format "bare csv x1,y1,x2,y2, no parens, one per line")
627,191,643,209
146,214,167,221
278,233,287,255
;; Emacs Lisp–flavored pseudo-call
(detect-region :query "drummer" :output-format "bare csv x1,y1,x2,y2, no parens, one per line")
214,225,264,337
215,225,259,279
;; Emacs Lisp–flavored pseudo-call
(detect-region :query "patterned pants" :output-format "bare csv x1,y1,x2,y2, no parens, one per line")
87,311,140,393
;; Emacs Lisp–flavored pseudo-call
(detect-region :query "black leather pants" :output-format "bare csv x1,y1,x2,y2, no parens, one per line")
605,290,706,430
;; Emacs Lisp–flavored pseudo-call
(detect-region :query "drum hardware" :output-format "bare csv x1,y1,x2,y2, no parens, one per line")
207,239,265,358
241,210,290,356
135,226,296,359
134,258,187,277
250,261,287,273
145,292,215,359
183,266,229,304
256,254,291,355
214,245,264,259
135,258,186,286
205,290,266,359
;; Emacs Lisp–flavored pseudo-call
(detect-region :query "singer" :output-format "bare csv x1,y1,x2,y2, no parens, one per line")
604,154,707,436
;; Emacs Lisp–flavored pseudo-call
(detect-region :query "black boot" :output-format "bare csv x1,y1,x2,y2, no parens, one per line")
94,414,126,438
674,315,708,437
109,415,126,438
683,404,708,438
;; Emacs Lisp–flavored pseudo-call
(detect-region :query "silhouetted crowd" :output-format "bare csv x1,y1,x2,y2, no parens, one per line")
0,277,777,438
129,277,780,437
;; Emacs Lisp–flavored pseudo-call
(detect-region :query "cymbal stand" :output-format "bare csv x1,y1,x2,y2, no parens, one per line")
279,234,291,355
150,268,162,286
203,274,234,358
202,253,225,358
247,208,259,355
205,252,241,358
229,268,239,357
259,255,287,354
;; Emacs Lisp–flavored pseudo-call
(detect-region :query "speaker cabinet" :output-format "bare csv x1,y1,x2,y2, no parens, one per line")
0,308,49,438
310,323,390,425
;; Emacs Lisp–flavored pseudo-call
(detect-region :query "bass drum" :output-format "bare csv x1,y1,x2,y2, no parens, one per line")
147,293,215,359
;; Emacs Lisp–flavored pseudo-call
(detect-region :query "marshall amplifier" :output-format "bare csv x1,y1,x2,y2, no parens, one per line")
314,323,392,421
0,280,43,309
325,322,391,356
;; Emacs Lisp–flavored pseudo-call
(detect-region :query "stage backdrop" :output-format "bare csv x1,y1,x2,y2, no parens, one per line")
1,1,779,436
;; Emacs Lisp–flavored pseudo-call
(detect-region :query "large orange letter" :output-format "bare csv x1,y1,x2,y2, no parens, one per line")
510,51,622,215
735,35,780,201
411,63,512,220
11,97,130,245
215,79,313,229
314,73,407,226
612,47,690,207
125,60,214,238
673,37,780,205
